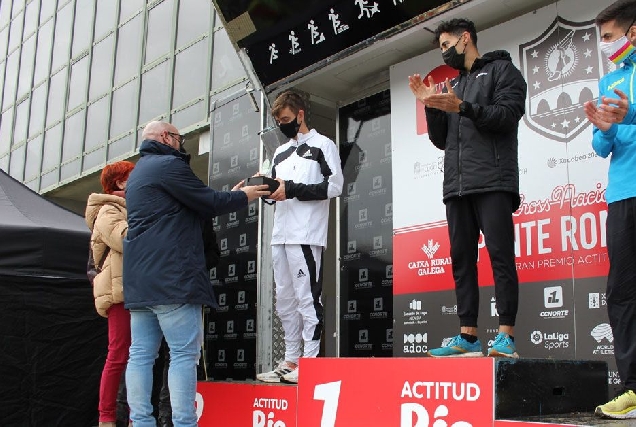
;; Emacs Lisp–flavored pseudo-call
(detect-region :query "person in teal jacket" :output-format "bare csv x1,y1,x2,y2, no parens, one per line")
584,0,636,420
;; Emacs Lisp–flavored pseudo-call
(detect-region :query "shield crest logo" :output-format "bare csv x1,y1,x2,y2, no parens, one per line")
519,18,604,142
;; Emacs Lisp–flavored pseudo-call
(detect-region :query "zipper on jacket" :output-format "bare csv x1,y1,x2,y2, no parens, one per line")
631,58,635,103
493,142,500,167
458,76,469,197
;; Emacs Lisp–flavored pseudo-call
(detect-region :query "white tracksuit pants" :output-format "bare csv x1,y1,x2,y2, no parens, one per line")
272,244,324,364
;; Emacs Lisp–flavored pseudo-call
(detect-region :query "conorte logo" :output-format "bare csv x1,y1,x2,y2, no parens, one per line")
544,286,563,308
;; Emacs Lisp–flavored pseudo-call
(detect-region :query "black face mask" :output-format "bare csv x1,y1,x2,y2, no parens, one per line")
279,116,301,139
442,37,466,71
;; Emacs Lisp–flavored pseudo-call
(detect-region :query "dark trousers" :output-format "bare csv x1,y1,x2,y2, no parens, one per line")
446,192,519,328
607,198,636,391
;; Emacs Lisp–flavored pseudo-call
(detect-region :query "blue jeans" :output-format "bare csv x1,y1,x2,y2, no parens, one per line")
126,304,203,427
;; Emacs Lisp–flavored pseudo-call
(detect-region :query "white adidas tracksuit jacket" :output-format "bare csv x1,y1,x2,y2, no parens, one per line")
269,128,343,362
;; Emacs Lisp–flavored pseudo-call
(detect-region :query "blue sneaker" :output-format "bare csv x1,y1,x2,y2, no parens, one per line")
427,334,483,357
488,332,519,358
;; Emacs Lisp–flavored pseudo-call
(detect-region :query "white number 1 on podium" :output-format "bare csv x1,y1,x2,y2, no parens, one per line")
313,381,342,427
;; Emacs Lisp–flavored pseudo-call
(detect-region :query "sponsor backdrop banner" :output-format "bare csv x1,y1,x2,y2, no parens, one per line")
389,0,618,393
206,93,261,380
338,90,394,357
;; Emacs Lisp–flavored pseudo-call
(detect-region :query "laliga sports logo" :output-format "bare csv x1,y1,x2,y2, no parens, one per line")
415,65,459,135
519,17,604,142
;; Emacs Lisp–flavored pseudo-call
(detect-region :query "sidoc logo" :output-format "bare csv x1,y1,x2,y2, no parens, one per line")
403,332,428,354
519,17,603,142
591,323,613,343
359,268,368,282
421,240,440,260
544,286,563,308
409,300,422,311
404,333,427,345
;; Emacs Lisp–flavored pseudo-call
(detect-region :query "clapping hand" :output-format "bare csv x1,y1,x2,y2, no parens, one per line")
423,79,462,113
598,89,629,124
408,74,438,103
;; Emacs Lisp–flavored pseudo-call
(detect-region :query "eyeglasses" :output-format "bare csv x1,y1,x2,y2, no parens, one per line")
167,131,185,146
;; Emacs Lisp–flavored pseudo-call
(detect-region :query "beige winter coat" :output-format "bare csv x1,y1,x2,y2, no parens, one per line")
85,193,127,318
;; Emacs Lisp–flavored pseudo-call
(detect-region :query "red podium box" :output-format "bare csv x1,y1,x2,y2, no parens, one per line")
297,357,495,427
196,381,298,426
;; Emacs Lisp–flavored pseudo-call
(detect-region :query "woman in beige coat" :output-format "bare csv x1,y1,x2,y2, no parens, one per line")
85,161,134,427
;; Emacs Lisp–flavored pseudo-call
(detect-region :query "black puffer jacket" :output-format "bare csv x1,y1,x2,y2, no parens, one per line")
426,50,527,210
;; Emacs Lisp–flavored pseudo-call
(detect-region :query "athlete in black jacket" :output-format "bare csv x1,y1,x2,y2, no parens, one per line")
409,18,527,358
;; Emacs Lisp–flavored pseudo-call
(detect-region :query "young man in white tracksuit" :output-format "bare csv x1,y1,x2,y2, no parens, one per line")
256,91,343,384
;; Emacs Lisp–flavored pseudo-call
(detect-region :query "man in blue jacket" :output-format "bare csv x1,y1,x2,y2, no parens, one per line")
123,121,269,427
408,18,526,359
584,0,636,419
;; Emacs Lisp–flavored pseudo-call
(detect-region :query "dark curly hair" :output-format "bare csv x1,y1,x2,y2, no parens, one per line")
433,18,478,46
595,0,636,31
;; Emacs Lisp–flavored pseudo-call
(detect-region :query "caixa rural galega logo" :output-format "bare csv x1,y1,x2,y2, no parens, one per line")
519,18,604,142
407,240,451,277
